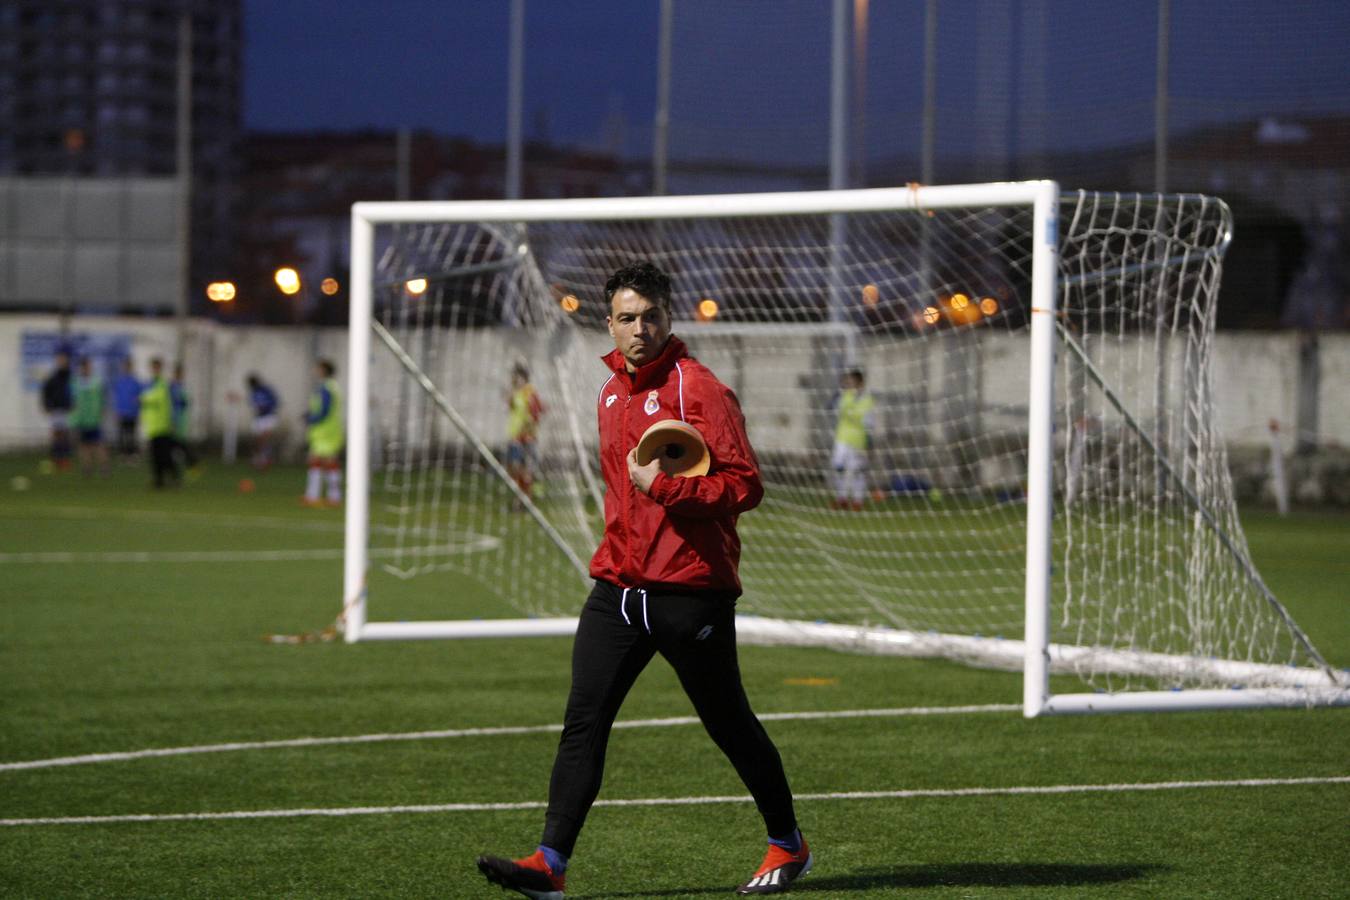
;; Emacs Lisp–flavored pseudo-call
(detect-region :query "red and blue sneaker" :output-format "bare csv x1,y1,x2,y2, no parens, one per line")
737,836,812,894
477,850,565,900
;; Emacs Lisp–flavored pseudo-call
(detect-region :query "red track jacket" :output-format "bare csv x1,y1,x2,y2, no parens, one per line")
589,335,763,595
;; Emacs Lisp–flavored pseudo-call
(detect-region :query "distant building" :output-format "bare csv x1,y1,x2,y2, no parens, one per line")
0,0,243,311
1144,116,1350,330
233,130,823,323
1158,117,1350,226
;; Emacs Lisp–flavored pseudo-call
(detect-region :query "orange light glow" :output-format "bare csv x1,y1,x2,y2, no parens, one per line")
274,267,301,295
205,281,236,303
945,292,983,326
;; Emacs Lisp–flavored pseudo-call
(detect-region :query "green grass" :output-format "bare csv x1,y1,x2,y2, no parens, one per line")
0,454,1346,898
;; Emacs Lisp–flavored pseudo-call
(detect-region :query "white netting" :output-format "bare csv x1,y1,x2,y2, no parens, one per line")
360,189,1335,693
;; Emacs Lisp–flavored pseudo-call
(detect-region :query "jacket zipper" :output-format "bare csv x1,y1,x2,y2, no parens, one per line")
620,388,634,581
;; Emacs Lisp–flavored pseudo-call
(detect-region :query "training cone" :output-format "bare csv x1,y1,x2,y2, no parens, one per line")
636,419,710,478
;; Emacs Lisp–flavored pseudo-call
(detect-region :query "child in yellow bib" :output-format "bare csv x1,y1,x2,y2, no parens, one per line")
303,359,344,507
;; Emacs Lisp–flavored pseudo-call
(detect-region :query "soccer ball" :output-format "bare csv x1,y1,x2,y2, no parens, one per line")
11,475,31,491
238,478,257,494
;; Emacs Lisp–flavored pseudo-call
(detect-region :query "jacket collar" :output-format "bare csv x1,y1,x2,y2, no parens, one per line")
602,334,689,392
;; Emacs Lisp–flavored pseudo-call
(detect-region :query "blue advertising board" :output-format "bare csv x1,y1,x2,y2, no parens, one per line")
21,332,133,393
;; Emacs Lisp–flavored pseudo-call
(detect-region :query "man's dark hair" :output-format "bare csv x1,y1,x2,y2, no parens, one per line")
317,359,336,377
846,368,865,385
512,363,529,381
605,260,672,311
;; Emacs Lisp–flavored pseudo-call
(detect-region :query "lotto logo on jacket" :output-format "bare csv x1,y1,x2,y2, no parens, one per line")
591,336,763,594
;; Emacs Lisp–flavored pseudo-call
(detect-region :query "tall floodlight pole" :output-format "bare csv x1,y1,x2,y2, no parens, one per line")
396,127,411,200
921,0,937,184
829,0,848,194
174,11,193,360
1155,0,1170,193
852,0,869,187
507,0,524,199
917,0,938,433
828,0,849,329
1153,0,1171,494
653,0,673,195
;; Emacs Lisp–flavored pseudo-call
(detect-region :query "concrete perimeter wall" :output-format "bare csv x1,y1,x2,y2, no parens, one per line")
2,314,1346,463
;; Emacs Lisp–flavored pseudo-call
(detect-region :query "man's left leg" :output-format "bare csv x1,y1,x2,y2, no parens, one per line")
652,592,810,894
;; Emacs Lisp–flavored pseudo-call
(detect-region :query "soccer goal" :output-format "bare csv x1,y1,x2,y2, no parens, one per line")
343,182,1347,716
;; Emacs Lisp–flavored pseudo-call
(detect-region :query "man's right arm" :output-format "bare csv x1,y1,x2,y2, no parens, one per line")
646,382,763,518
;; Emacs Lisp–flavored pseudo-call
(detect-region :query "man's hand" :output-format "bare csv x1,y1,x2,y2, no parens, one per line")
627,448,662,495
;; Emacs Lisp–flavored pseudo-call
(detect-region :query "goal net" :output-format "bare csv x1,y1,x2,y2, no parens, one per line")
344,183,1346,715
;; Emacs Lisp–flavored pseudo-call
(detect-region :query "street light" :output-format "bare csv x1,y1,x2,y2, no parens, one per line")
320,277,340,296
205,281,236,303
406,277,428,296
274,267,301,296
945,292,983,326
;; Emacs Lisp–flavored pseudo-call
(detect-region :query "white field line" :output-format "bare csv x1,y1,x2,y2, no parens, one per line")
4,504,348,533
0,543,499,565
3,776,1346,827
0,548,349,564
2,503,450,539
0,705,1017,772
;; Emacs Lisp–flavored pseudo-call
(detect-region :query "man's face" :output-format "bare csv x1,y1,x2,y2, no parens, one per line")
607,287,671,372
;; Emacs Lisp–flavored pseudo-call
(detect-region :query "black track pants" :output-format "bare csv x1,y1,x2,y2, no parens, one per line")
540,580,797,857
149,435,179,487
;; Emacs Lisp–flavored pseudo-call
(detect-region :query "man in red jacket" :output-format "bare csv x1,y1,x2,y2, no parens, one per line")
478,262,809,897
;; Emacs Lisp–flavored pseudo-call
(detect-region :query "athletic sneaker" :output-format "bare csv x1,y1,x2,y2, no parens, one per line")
737,838,812,894
477,850,565,900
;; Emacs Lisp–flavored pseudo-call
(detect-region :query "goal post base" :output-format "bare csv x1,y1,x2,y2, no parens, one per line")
354,618,580,641
1034,687,1350,716
348,614,1347,714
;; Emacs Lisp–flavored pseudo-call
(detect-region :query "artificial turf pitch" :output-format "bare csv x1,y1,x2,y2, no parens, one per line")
0,454,1346,898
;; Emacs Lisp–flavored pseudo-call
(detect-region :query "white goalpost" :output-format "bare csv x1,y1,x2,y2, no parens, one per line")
343,182,1348,716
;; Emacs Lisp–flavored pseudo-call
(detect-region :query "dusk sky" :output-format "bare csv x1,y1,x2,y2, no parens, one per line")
244,1,1350,168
